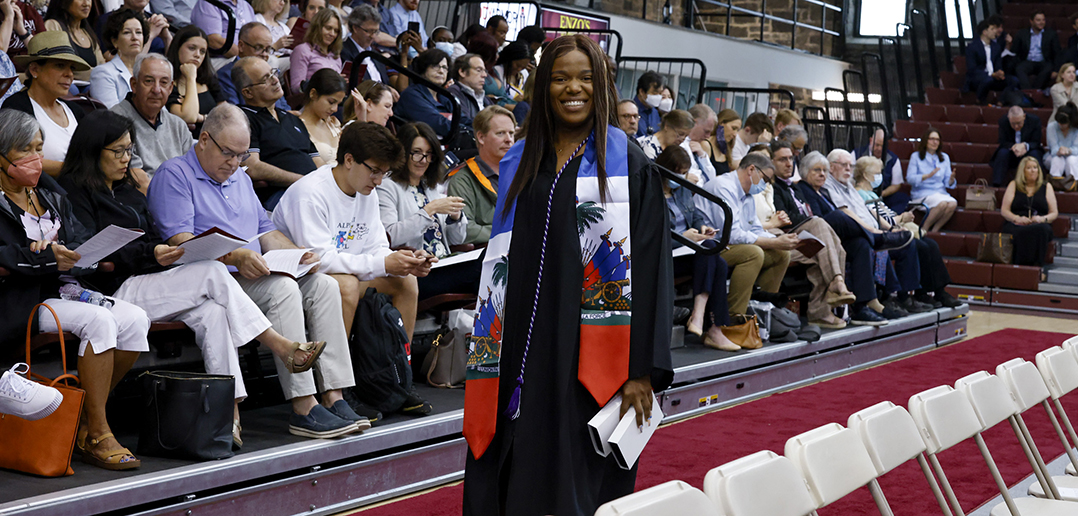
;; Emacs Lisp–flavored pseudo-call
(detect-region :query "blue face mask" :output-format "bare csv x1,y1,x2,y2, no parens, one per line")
748,176,766,195
668,179,680,190
434,41,455,56
870,173,883,188
407,46,419,59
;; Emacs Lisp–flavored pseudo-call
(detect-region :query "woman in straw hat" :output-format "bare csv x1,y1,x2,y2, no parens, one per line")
3,31,90,178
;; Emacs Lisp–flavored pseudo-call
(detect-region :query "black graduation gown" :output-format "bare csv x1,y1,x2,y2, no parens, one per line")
462,142,674,516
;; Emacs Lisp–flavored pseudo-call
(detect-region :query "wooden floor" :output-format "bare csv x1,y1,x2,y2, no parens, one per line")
964,306,1078,339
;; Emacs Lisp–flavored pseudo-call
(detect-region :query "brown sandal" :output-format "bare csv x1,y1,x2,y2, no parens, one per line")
286,341,326,374
82,432,140,471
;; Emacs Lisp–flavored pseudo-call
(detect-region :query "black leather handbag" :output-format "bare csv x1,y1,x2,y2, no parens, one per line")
137,371,235,461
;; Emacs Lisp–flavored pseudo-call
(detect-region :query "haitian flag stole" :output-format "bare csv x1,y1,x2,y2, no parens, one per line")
463,127,632,460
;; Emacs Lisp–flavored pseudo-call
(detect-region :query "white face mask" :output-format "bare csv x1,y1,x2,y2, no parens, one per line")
871,173,883,188
645,94,662,108
434,41,454,56
658,97,673,112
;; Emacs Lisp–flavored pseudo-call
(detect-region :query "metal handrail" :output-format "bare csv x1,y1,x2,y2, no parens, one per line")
201,0,237,57
539,27,623,61
802,119,890,158
656,163,731,254
911,9,940,89
349,51,462,146
687,0,841,56
701,87,795,118
616,56,707,107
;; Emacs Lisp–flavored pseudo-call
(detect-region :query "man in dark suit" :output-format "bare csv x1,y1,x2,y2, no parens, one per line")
1010,10,1062,90
342,5,392,84
966,19,1018,105
991,106,1044,186
1063,12,1078,73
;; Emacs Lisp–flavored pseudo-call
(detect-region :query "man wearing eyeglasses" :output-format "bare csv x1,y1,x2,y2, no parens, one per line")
233,56,324,209
217,23,288,110
148,104,368,438
447,53,491,126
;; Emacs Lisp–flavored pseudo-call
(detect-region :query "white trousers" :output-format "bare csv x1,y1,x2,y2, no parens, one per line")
113,261,272,400
38,298,150,357
1049,155,1078,180
234,273,354,400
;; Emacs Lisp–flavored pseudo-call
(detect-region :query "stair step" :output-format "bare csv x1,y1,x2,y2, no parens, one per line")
1051,256,1078,268
1039,282,1078,295
1047,268,1078,286
1062,243,1078,258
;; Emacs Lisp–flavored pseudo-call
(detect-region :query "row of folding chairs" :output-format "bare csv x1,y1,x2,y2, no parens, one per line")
596,336,1078,516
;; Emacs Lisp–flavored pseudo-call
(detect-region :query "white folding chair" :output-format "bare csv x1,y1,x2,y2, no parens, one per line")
594,480,720,516
908,384,1077,516
784,423,891,515
702,450,816,516
1035,346,1078,477
848,401,955,516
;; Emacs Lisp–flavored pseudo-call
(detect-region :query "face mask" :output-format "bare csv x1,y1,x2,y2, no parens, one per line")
645,94,661,108
1,153,42,188
870,173,883,188
407,46,419,59
667,179,680,190
748,175,766,195
658,97,673,112
434,41,454,56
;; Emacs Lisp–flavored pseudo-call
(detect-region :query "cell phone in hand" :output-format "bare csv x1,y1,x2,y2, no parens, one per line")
443,150,460,170
408,21,420,36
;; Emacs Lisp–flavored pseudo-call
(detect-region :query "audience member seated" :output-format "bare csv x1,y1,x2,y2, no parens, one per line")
706,108,739,176
467,31,501,105
700,153,793,317
218,22,288,109
57,109,323,448
773,108,801,135
685,103,718,185
233,56,323,208
300,0,325,21
44,0,104,81
271,122,433,418
189,0,257,59
514,25,544,56
632,70,663,137
658,85,674,116
855,128,909,212
297,68,345,163
148,104,366,438
447,52,491,126
451,23,482,58
166,26,225,133
1011,10,1060,91
95,0,171,55
447,105,514,244
0,53,22,106
731,112,773,168
853,156,917,235
110,53,192,179
429,26,455,54
378,122,477,298
396,48,454,139
289,8,341,93
991,106,1043,186
636,109,692,160
252,0,293,57
1001,156,1057,269
654,145,736,350
1065,13,1078,67
906,128,957,232
2,0,45,62
150,0,195,28
342,5,397,87
0,109,149,471
493,41,529,106
344,78,393,126
5,32,88,177
382,0,425,48
89,9,146,108
616,98,639,141
966,19,1016,105
1051,63,1078,121
1046,102,1078,190
485,14,506,47
511,72,532,124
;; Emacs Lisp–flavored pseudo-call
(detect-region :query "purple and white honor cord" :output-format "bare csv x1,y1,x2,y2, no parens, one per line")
504,136,589,420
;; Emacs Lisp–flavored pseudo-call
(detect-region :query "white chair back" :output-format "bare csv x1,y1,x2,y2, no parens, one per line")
908,385,984,454
783,423,879,508
594,480,720,516
702,450,815,516
996,358,1051,411
1036,346,1078,400
847,401,928,475
954,371,1020,428
1061,336,1078,361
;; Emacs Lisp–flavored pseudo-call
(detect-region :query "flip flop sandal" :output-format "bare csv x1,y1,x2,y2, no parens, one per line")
82,432,141,471
74,426,89,455
286,341,326,374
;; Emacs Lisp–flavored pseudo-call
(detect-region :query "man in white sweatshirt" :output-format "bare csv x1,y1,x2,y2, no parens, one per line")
272,121,433,385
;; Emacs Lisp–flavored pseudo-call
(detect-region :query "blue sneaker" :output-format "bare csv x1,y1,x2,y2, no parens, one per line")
850,305,889,326
326,400,371,431
289,405,358,438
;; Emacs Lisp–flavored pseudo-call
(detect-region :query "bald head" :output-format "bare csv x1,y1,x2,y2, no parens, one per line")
238,22,273,59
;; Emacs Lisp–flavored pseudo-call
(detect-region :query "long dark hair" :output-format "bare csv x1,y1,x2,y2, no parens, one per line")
58,110,137,192
167,25,218,86
916,127,940,160
45,0,100,52
502,35,618,219
392,123,444,190
302,67,347,106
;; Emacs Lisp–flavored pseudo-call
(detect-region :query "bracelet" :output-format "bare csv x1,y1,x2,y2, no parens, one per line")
16,32,29,41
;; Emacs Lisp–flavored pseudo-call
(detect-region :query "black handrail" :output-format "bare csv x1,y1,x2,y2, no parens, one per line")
616,56,707,108
900,22,926,102
700,87,794,120
687,0,841,56
201,0,237,57
350,51,462,146
859,52,892,128
539,27,623,61
842,70,869,123
911,9,940,89
655,164,731,254
802,119,890,157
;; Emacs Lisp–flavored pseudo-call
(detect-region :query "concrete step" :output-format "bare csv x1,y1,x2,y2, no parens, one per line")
1061,242,1078,258
1039,282,1078,295
1051,256,1078,268
1047,268,1078,286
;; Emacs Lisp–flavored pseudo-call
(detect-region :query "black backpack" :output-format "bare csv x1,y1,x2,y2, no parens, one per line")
349,288,413,413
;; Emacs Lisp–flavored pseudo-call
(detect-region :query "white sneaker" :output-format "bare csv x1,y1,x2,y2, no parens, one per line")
0,363,63,420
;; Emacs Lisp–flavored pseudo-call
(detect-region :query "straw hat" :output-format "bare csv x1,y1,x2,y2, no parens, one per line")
12,31,91,72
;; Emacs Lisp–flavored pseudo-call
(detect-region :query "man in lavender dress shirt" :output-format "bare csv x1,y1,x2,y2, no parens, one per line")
190,0,257,59
147,104,366,438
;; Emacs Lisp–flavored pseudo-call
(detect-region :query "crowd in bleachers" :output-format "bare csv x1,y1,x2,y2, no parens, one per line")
0,0,1014,475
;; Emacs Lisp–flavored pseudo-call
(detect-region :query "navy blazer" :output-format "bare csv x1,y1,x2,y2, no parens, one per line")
965,38,1003,90
997,113,1042,151
1012,28,1061,65
796,182,835,219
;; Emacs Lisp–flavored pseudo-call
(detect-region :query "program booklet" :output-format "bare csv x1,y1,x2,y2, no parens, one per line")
263,249,319,279
795,230,825,259
175,227,267,265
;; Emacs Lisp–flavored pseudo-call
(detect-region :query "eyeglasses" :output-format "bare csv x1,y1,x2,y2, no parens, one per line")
208,133,250,163
105,145,134,159
409,151,431,163
360,161,389,178
247,68,280,89
356,26,379,36
430,64,449,71
619,113,640,120
240,39,271,55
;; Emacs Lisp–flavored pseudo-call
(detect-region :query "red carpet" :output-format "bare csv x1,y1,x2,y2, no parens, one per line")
358,329,1078,515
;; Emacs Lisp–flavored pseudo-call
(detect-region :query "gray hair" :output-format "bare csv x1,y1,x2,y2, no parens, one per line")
348,4,381,29
1008,106,1026,120
778,124,808,143
230,57,260,94
738,152,774,173
201,104,250,139
134,53,173,80
800,150,830,175
0,110,42,156
688,103,715,123
827,148,854,164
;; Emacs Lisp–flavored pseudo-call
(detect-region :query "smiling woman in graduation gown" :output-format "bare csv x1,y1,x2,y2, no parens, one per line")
461,35,674,516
